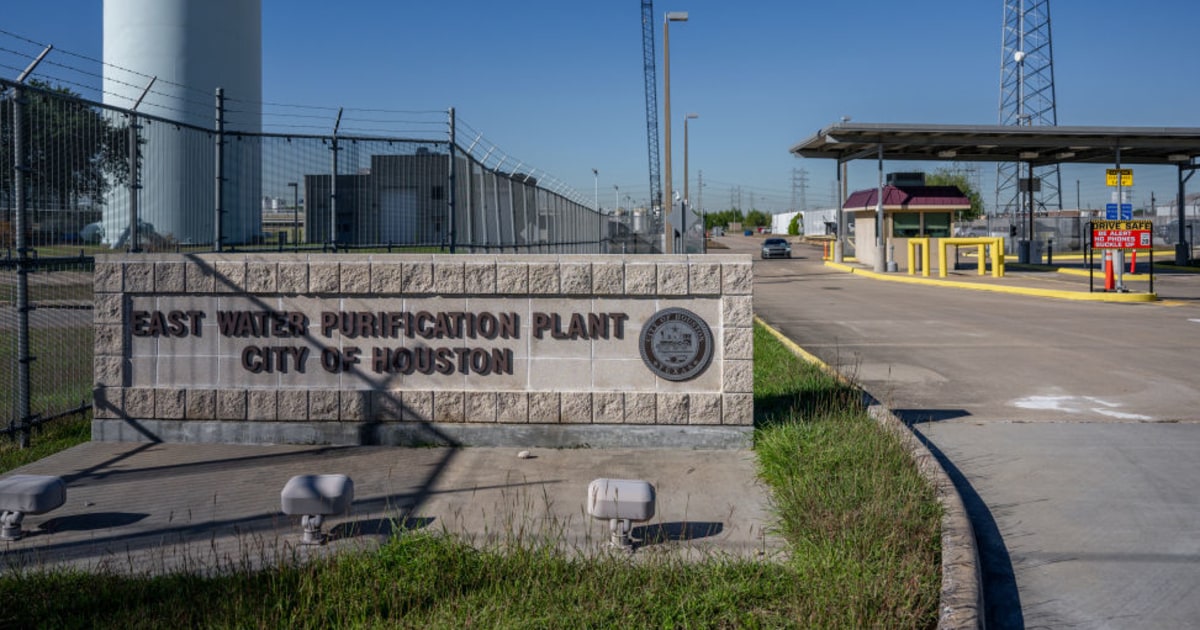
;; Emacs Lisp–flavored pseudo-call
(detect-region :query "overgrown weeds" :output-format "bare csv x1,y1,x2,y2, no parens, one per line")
0,322,941,628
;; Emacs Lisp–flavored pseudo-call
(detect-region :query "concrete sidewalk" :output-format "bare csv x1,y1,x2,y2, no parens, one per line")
0,441,779,575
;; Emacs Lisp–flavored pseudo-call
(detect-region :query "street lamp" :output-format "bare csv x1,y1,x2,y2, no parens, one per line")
662,10,688,254
592,168,600,212
287,182,299,252
684,112,698,253
593,168,600,251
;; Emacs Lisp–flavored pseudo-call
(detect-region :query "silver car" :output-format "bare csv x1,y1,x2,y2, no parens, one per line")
760,237,792,259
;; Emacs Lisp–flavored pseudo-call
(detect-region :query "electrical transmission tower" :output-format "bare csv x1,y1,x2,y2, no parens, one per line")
792,168,808,212
641,0,663,210
995,0,1062,215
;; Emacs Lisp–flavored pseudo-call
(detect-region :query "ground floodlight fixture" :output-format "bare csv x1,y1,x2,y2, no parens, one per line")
587,478,656,548
281,474,354,545
0,475,66,541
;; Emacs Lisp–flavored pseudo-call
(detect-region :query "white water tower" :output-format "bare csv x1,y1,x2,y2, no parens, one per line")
102,0,262,246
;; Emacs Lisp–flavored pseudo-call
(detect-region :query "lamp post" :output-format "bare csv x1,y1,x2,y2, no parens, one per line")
287,182,298,252
683,112,698,253
593,168,600,251
662,10,688,253
592,168,599,212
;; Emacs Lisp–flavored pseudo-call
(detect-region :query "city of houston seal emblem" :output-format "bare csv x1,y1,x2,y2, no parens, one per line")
639,307,714,381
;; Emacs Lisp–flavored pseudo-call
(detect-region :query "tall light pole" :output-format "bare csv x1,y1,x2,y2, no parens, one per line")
287,181,299,252
593,168,600,251
662,10,688,253
592,168,600,212
613,184,620,216
684,112,698,253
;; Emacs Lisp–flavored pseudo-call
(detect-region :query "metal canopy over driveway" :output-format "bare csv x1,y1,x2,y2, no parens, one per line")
790,122,1200,166
790,122,1200,266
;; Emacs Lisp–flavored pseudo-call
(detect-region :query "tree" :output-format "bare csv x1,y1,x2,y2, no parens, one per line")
787,213,802,236
0,81,131,241
744,209,770,228
925,170,984,222
705,208,743,230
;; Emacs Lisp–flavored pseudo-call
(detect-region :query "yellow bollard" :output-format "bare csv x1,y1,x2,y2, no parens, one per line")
992,238,1005,277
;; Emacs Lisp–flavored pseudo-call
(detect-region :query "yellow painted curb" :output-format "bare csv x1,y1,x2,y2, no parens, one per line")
753,315,846,380
1056,267,1152,281
1154,262,1200,274
1042,248,1176,262
824,261,1157,302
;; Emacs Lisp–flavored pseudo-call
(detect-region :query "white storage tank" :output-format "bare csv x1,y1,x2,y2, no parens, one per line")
102,0,262,247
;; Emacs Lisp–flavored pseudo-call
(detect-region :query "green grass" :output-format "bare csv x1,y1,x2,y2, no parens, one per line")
752,324,942,627
0,281,94,303
0,411,90,474
0,327,94,420
0,322,942,628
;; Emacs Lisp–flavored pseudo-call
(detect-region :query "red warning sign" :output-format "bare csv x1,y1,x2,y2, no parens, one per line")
1092,221,1153,249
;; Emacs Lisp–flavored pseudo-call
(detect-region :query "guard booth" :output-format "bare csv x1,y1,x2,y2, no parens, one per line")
843,173,973,274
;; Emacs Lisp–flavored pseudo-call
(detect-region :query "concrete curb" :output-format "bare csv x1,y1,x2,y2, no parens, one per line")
824,260,1157,302
1054,267,1151,281
755,316,984,630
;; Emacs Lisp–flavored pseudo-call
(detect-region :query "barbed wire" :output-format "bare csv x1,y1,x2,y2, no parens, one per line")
0,27,591,210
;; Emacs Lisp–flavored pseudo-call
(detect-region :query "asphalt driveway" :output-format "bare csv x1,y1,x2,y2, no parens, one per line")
729,235,1200,629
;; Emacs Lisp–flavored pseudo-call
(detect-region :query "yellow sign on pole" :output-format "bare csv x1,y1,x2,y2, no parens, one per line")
1106,169,1133,187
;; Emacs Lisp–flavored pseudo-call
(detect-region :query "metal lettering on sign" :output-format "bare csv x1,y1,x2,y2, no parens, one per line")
639,308,714,381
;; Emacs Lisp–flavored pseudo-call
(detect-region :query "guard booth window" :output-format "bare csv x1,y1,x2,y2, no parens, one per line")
893,213,921,237
924,212,951,237
892,212,952,238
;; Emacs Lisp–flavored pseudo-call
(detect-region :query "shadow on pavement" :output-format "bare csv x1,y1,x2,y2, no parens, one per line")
916,430,1025,630
632,521,725,549
893,408,972,425
41,512,149,532
330,516,435,540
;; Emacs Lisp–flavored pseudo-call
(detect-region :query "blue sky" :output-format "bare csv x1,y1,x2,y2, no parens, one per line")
3,1,1199,213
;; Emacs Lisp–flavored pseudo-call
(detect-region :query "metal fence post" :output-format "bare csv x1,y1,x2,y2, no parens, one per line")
214,88,224,252
10,47,50,448
448,107,456,254
330,108,342,250
126,77,155,253
11,84,32,448
128,112,141,252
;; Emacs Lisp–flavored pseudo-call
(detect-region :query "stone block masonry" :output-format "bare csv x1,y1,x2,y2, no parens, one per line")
94,254,753,448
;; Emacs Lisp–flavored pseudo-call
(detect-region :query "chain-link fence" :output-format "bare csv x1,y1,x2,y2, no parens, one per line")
0,255,94,439
959,212,1200,261
1,77,662,445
